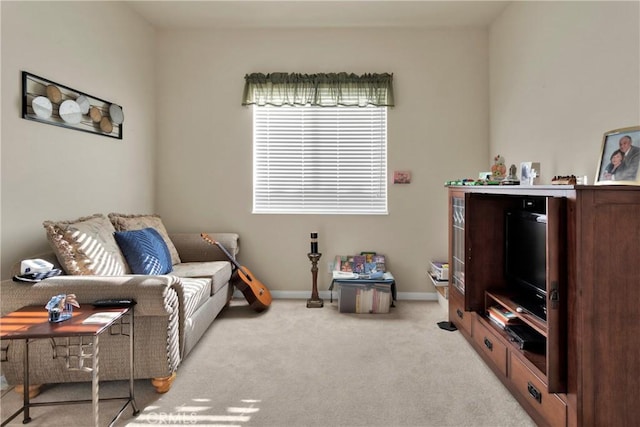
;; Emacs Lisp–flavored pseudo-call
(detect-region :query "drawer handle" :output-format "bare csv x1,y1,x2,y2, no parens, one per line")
456,309,463,319
483,337,493,351
527,382,542,404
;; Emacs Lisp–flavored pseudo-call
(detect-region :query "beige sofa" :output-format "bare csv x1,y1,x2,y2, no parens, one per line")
0,213,239,394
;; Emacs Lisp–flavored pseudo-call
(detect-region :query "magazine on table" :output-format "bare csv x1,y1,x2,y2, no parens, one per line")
334,254,386,272
82,312,122,324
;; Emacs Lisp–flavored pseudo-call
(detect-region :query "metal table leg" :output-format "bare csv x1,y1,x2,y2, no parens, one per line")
23,339,31,423
92,335,99,427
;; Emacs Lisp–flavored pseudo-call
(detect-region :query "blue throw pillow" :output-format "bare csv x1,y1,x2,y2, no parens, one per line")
114,228,173,275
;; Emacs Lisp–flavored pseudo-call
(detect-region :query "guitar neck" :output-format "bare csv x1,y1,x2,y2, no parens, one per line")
201,233,249,279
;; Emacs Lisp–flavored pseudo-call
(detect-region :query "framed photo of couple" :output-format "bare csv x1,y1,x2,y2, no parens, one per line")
595,126,640,185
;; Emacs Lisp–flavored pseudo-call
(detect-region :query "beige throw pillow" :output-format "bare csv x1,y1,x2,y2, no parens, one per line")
108,213,181,265
43,214,130,275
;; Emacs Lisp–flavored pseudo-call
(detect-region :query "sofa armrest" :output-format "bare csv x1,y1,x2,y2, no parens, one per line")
0,275,183,317
169,232,239,263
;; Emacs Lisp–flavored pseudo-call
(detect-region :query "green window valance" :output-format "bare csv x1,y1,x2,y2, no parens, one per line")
242,72,394,107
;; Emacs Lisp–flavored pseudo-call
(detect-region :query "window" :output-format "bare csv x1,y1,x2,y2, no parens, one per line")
253,105,387,214
243,72,393,214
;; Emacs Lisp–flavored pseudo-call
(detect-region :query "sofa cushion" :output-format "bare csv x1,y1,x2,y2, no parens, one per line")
108,213,181,265
43,214,130,276
171,261,232,295
114,228,173,275
180,277,213,320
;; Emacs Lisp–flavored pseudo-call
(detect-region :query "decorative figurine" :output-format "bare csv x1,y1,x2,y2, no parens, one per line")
501,164,520,185
45,294,79,323
491,155,507,180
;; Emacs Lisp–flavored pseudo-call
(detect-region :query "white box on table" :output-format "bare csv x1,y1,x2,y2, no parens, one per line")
430,261,449,281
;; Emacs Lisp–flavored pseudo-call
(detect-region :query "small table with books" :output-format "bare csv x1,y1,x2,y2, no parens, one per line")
0,305,139,427
329,271,396,314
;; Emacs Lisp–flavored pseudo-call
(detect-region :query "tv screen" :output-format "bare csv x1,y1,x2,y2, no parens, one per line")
505,210,547,318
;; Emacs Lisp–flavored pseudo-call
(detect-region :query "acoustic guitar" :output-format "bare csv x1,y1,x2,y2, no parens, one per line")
200,233,272,312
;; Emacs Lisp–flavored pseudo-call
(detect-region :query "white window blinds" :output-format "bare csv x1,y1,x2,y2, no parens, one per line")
253,105,388,214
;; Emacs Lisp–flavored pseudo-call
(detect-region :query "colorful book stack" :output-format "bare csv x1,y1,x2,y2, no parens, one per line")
372,255,386,272
352,255,366,274
334,253,386,273
487,305,519,329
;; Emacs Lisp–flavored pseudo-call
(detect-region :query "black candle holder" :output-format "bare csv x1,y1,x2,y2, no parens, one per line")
307,252,324,308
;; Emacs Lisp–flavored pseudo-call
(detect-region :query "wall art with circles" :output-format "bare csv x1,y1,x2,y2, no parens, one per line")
22,71,123,139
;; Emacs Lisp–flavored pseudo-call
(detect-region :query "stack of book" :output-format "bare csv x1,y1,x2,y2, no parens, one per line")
338,282,392,314
355,286,392,314
486,305,519,329
334,253,386,274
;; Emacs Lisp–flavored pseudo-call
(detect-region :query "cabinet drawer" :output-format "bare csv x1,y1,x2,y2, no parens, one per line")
473,318,507,376
510,353,566,427
449,291,472,335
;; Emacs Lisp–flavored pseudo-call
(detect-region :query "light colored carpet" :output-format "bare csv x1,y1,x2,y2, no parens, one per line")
1,299,535,427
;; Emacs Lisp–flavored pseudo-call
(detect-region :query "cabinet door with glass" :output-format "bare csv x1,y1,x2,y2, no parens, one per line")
449,190,466,296
448,189,518,313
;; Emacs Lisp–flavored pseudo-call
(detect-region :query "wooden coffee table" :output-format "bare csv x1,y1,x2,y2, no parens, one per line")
0,305,139,426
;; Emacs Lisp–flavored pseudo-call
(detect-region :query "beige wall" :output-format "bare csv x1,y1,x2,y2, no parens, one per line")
155,27,490,297
489,1,640,181
0,1,156,277
4,1,636,297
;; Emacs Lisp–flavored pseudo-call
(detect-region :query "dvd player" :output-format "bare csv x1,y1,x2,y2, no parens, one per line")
505,324,546,353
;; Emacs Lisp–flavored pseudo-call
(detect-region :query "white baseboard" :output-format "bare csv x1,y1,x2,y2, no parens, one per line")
397,292,438,301
234,290,437,301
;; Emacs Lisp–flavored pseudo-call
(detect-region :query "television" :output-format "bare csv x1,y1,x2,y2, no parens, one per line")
504,209,547,320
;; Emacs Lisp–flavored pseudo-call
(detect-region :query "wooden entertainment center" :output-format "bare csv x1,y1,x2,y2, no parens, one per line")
447,185,640,427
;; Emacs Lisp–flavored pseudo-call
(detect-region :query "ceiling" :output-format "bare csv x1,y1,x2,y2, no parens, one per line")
126,1,511,30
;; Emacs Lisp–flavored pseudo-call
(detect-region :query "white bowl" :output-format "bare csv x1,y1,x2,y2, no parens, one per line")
109,104,124,125
76,95,90,115
32,96,53,119
59,100,82,124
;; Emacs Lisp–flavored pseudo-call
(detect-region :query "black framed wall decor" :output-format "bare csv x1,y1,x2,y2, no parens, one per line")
22,71,124,139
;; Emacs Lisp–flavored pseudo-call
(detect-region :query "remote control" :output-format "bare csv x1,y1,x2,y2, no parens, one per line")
92,299,136,307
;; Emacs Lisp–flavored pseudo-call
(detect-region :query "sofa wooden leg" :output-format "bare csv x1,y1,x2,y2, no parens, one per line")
151,372,177,393
14,384,42,398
